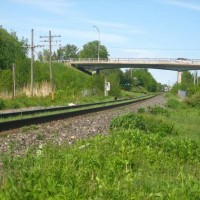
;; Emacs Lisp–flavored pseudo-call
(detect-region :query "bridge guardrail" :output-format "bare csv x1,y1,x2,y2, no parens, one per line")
64,58,200,65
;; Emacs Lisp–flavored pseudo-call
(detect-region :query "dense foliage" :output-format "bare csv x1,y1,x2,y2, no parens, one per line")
0,28,28,70
120,69,162,92
170,71,200,108
79,40,109,59
171,71,200,96
1,99,200,199
57,44,79,60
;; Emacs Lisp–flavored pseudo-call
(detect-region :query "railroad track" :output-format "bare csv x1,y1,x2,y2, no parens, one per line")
0,94,159,132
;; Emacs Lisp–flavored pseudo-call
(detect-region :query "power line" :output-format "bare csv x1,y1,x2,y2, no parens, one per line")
109,47,200,51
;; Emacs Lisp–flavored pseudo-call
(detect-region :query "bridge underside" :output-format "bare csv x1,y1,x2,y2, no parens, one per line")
70,63,200,71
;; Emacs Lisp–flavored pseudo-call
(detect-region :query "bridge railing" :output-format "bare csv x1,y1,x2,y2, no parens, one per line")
63,58,200,65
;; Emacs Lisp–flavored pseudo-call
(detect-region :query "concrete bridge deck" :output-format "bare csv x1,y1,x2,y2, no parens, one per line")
65,58,200,71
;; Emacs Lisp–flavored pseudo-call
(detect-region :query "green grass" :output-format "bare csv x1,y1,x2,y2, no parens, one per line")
0,88,145,111
170,108,200,140
0,96,200,199
0,63,154,111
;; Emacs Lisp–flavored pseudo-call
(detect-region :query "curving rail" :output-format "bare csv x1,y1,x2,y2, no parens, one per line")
0,94,158,132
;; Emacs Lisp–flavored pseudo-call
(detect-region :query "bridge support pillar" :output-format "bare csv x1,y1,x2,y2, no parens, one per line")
177,71,182,84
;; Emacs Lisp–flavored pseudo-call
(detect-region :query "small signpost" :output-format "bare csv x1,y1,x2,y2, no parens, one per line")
105,81,110,96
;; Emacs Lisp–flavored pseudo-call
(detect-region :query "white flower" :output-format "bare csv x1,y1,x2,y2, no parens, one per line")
36,149,42,157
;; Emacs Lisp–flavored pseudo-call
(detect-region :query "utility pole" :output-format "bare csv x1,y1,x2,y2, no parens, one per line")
93,26,100,62
29,29,44,97
49,30,53,98
30,29,34,97
40,31,61,100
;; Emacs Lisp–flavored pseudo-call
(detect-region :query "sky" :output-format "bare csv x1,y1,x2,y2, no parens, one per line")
0,0,200,85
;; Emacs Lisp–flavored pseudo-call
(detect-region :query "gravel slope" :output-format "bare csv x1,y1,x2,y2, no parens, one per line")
0,94,166,156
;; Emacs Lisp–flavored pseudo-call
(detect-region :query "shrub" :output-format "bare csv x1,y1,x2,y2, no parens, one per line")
147,105,170,117
137,107,145,113
185,93,200,108
143,115,175,136
166,98,181,109
110,112,176,136
6,100,20,109
0,98,5,110
110,113,146,132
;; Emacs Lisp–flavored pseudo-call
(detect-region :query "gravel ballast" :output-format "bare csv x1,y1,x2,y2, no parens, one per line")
0,94,166,156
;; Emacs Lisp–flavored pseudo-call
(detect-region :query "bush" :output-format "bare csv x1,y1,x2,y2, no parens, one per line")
137,107,145,113
143,115,175,136
5,99,20,109
110,113,146,132
147,105,170,117
110,112,176,136
166,98,181,109
0,98,5,110
185,93,200,108
0,70,13,92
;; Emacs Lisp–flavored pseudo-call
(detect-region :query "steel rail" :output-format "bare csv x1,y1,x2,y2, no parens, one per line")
0,94,158,132
0,95,148,119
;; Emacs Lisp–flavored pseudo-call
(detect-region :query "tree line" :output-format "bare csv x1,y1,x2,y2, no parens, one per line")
0,28,161,95
37,41,109,62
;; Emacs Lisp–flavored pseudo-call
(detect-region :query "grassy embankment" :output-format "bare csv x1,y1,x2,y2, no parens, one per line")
0,62,145,110
1,95,199,199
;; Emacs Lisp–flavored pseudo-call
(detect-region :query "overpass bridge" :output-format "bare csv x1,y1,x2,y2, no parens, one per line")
66,58,200,71
65,58,200,83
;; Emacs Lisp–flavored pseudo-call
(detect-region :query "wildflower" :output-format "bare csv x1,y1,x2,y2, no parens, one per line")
36,144,43,156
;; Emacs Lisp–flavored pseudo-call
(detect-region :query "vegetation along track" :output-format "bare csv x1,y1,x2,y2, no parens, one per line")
0,94,160,132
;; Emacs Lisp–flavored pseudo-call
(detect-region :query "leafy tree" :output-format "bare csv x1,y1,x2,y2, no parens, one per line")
100,69,121,96
15,57,30,87
119,69,133,91
0,69,13,92
0,28,28,70
79,40,109,59
132,69,159,92
171,71,197,96
52,51,58,61
37,49,50,62
57,44,79,60
37,51,44,62
181,71,193,89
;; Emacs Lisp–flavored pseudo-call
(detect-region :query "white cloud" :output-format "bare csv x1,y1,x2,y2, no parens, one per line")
37,27,129,44
112,48,165,58
78,18,144,34
161,0,200,11
9,0,75,14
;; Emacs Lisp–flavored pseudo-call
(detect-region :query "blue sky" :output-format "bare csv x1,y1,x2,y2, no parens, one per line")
1,0,200,85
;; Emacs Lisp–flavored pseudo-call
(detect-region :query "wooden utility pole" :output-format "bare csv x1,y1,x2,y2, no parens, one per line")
30,29,34,96
40,31,61,100
29,29,44,97
12,63,16,98
49,30,53,99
